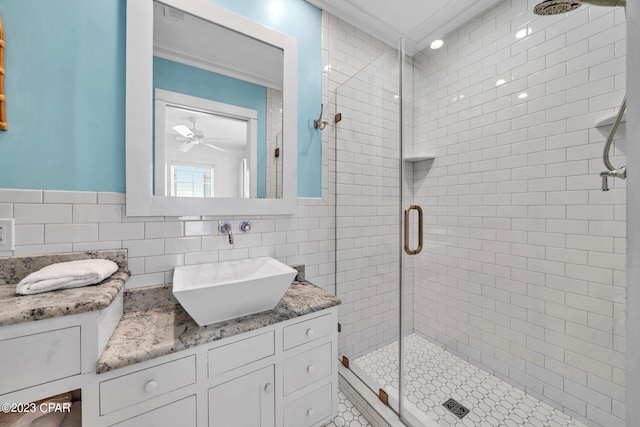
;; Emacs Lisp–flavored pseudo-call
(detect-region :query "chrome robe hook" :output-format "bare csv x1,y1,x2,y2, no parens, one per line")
314,104,329,130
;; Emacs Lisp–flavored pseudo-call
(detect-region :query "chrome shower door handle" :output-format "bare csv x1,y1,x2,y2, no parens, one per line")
404,205,423,255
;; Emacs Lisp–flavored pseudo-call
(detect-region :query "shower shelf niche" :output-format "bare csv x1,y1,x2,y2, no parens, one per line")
595,111,626,136
596,111,626,127
404,152,436,162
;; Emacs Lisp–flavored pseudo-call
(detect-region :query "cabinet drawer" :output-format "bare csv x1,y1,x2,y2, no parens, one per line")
208,331,274,377
283,313,331,350
100,355,196,415
0,327,80,395
283,342,332,395
109,395,196,427
283,383,333,427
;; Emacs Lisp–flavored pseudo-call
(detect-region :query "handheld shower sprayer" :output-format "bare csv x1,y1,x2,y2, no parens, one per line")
533,0,625,15
533,0,627,192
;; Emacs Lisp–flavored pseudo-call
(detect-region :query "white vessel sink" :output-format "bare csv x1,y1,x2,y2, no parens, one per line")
172,257,297,326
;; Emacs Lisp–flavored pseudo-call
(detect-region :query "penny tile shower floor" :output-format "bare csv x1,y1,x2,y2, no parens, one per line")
350,333,587,427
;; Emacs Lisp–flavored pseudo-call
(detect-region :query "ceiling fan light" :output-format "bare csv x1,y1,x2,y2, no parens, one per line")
178,141,194,152
173,124,194,138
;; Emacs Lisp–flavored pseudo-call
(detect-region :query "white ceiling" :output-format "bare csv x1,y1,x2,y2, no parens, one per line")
306,0,503,54
154,2,283,90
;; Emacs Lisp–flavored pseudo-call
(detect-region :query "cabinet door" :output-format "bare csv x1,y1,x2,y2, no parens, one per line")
208,365,274,427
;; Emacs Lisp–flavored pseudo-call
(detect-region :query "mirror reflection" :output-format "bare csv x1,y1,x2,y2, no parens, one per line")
153,1,284,199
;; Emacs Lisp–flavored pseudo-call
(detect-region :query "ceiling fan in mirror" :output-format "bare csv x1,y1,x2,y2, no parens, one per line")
171,118,228,153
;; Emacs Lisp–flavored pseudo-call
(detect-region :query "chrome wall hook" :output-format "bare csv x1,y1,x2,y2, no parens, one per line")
314,103,329,130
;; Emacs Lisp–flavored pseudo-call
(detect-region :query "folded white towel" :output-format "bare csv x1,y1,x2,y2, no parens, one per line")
16,259,118,295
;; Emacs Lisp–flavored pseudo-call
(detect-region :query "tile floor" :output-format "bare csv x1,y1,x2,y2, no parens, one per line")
327,391,373,427
352,333,587,427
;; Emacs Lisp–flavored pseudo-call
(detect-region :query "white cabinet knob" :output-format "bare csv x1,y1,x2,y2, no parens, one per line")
263,383,274,394
144,380,158,393
306,364,316,375
305,328,315,338
306,408,315,417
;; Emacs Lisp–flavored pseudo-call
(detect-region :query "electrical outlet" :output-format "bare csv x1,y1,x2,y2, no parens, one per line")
0,219,15,251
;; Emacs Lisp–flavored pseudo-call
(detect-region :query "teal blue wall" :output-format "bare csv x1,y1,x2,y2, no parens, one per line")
0,0,322,197
0,0,125,191
212,0,323,197
154,57,268,198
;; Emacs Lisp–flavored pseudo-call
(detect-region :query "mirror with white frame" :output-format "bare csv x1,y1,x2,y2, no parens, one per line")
126,0,297,216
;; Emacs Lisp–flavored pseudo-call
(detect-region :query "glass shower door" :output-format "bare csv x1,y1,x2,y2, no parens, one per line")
334,47,405,416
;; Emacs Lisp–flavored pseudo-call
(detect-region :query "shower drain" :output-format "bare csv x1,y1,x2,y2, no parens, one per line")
442,398,470,419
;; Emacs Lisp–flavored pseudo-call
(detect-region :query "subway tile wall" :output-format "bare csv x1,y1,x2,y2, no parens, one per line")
0,189,335,291
323,12,412,360
410,0,626,426
333,49,402,359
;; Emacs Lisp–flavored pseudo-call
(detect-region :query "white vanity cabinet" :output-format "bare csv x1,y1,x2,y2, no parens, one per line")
97,306,338,427
0,290,124,427
209,365,275,427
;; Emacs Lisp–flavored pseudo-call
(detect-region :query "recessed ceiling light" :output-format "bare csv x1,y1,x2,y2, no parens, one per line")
515,27,532,39
430,39,444,50
496,79,506,86
518,92,528,100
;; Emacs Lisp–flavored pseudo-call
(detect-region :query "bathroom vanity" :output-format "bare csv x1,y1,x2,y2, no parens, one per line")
96,291,338,427
0,251,340,427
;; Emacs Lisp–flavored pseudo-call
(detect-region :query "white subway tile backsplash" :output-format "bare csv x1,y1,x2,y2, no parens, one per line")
45,223,98,243
99,222,144,241
0,189,43,203
44,190,97,204
144,221,184,238
13,243,73,256
72,241,121,251
14,204,72,224
73,204,123,223
123,239,165,257
144,254,184,274
164,237,202,254
97,192,126,204
0,203,12,218
14,225,44,246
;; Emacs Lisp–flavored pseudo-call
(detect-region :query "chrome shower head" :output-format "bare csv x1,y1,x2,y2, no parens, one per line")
534,0,581,15
533,0,626,16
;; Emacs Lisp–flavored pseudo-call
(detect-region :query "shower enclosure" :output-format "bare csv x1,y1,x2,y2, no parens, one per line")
333,0,628,426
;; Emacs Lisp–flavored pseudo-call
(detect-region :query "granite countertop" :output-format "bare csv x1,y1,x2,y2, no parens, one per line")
96,281,341,373
0,250,130,326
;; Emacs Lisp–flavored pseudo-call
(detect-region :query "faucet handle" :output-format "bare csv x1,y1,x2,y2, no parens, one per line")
239,221,252,233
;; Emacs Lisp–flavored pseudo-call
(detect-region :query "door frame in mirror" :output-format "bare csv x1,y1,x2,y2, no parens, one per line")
126,0,297,216
154,89,259,198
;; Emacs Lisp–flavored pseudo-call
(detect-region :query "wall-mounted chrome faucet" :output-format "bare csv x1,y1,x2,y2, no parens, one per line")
219,221,233,244
600,167,626,192
239,221,252,233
